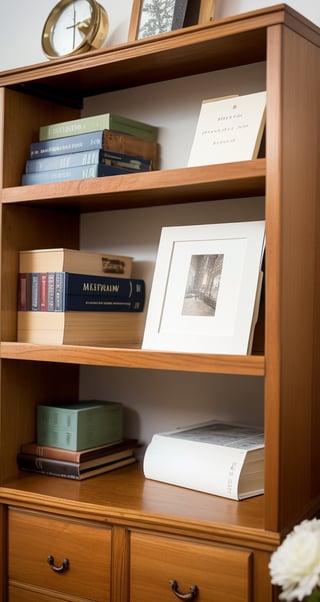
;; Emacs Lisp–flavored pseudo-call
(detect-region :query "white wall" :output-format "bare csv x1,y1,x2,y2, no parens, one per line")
1,1,319,445
0,0,319,72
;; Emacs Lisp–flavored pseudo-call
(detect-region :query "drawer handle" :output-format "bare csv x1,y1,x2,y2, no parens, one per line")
169,579,199,600
48,554,69,574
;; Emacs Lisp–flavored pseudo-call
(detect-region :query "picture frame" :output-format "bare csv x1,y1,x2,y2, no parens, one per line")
128,0,216,42
142,221,265,355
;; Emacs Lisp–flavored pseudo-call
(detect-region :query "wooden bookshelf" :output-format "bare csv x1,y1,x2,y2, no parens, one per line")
0,5,319,601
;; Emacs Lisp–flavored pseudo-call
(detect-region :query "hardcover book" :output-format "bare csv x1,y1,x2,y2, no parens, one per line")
37,400,123,451
54,272,145,312
17,453,136,480
20,437,139,463
21,163,138,185
19,248,132,278
17,310,145,347
143,421,264,500
188,91,267,166
39,112,158,142
29,130,159,168
25,148,152,174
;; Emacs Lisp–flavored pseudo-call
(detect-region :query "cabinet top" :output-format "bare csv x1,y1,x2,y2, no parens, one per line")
0,3,318,108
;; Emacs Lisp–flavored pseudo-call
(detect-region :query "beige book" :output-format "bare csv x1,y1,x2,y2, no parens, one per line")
17,311,144,347
188,91,266,167
19,248,132,278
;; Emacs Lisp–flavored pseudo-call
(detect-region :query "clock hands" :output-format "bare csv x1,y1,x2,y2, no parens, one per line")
66,18,91,33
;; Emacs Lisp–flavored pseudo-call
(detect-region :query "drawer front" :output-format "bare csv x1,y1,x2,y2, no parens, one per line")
9,583,76,601
130,532,252,602
9,508,111,601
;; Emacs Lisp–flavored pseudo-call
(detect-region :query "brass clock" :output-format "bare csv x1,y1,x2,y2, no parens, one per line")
41,0,109,59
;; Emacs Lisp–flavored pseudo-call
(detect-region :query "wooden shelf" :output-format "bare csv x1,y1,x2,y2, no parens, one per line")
1,161,266,212
0,464,278,550
0,342,264,375
0,5,315,108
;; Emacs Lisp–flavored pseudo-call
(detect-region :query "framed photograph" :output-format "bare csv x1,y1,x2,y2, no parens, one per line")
128,0,216,42
142,221,265,355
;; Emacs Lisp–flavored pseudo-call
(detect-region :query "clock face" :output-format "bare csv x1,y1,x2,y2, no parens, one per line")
51,0,94,56
42,0,108,58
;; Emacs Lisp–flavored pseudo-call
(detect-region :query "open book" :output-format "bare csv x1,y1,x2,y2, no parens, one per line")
188,91,266,166
143,421,264,500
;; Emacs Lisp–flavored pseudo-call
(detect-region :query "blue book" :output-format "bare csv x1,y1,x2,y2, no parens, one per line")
55,296,144,312
21,163,137,185
25,148,152,173
54,272,145,312
29,130,158,165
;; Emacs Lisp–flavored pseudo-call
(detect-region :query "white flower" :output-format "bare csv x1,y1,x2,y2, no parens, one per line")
269,519,320,601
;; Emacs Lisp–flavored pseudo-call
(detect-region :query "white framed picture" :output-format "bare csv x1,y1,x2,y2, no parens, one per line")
142,221,265,355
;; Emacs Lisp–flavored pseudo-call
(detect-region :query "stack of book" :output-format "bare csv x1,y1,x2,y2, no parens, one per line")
17,248,146,346
18,400,139,480
22,112,159,185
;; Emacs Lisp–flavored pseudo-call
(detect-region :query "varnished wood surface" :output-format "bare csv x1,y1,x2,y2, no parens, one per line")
0,463,279,550
1,161,266,211
0,342,265,375
0,5,318,108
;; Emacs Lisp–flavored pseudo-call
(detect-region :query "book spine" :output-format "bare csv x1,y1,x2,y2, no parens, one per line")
39,273,48,311
29,130,158,165
26,149,152,173
18,273,32,310
17,453,136,480
39,113,158,142
31,273,40,310
20,438,138,462
61,273,145,298
17,453,82,478
30,131,106,158
25,149,102,172
60,297,144,312
21,163,134,185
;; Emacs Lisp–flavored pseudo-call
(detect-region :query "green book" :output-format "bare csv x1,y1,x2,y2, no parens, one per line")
39,113,158,142
37,400,123,451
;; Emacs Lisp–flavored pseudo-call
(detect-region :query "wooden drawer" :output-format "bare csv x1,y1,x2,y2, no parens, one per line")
8,508,111,602
130,531,253,602
9,583,75,601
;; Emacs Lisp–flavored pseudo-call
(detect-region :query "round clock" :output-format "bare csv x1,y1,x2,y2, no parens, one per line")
41,0,109,59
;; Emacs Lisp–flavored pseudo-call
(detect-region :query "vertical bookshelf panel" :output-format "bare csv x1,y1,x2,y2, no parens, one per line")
0,360,79,483
1,88,79,188
265,24,320,531
1,205,79,342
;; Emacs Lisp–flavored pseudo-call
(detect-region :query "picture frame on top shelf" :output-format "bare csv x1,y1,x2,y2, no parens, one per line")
142,221,265,355
128,0,216,41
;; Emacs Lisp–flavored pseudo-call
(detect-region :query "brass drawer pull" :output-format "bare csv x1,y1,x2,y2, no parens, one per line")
169,579,199,599
48,554,70,574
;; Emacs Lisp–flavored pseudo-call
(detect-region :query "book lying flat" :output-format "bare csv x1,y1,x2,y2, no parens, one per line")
21,163,138,185
39,112,158,142
20,437,139,463
18,452,136,480
143,421,264,500
17,310,145,346
19,248,132,278
29,130,159,168
188,91,266,166
25,149,152,174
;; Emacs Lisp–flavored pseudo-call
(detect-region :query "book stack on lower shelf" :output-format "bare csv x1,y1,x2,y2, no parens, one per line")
18,400,139,480
21,112,159,185
17,248,146,346
143,421,264,500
